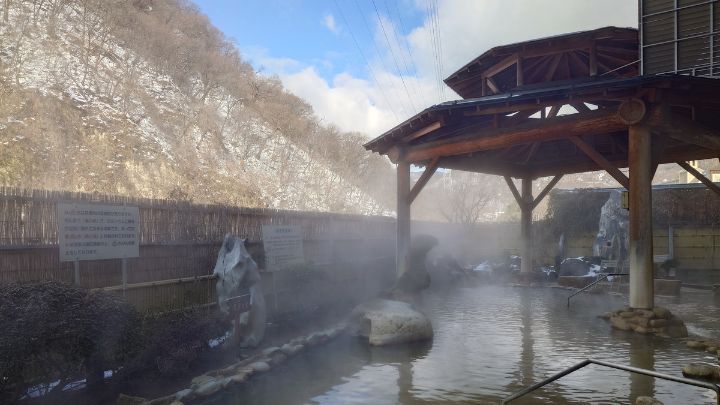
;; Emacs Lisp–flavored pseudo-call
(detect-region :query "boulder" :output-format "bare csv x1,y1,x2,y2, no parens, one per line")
350,299,433,346
268,352,287,366
682,362,720,380
250,361,270,373
174,389,194,402
194,379,223,397
610,316,632,331
652,307,670,319
559,257,593,277
190,374,215,387
687,340,708,349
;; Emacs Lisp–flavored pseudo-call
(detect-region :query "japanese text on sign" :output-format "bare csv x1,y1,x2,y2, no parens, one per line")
58,202,139,261
261,225,304,271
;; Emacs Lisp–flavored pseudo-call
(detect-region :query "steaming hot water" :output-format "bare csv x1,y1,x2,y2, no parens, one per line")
202,286,720,404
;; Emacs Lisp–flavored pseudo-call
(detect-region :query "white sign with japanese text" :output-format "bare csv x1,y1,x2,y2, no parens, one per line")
58,202,139,261
261,225,304,271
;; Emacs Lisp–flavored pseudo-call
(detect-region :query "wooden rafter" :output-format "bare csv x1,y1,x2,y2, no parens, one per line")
404,109,625,162
569,135,630,189
523,142,541,164
544,54,563,82
532,175,563,209
568,51,588,76
677,161,720,197
403,121,443,143
651,113,720,151
483,53,519,79
547,105,561,118
589,42,598,76
408,157,439,203
571,103,591,113
504,176,524,207
486,76,501,94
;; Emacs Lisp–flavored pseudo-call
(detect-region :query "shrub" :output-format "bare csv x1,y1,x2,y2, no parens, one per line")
0,281,141,401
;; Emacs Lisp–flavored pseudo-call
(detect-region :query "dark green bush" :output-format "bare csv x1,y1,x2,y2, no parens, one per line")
0,282,230,402
0,281,141,401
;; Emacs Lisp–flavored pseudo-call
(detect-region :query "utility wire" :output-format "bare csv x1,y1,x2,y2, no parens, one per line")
433,0,446,100
354,0,414,116
425,0,441,101
387,0,430,107
427,0,444,101
333,0,400,121
371,0,417,113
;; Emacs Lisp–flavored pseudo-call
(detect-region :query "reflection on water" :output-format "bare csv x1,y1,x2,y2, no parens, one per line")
206,286,719,405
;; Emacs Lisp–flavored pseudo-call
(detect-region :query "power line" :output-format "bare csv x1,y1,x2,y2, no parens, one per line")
433,0,446,100
353,0,414,116
371,0,417,113
426,0,444,101
387,0,430,107
333,0,400,122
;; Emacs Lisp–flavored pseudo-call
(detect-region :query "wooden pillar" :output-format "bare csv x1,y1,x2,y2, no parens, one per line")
397,161,411,277
628,125,654,309
520,177,533,275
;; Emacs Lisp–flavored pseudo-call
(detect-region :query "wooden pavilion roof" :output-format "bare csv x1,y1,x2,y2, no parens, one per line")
364,75,720,180
444,26,639,99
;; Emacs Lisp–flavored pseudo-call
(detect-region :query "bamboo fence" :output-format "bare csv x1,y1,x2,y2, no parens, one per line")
0,187,397,313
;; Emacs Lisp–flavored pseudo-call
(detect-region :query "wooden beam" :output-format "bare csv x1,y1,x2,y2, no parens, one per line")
486,76,501,94
569,135,630,189
523,142,541,164
517,56,524,86
568,51,588,76
408,157,439,203
544,54,563,82
405,109,625,163
589,42,598,76
678,161,720,197
483,53,519,79
504,176,524,208
396,161,411,276
403,121,443,143
651,113,720,151
571,103,591,113
628,124,654,309
547,105,561,118
532,175,563,209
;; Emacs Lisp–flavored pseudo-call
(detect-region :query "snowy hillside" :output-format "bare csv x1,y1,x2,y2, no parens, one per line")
0,0,393,215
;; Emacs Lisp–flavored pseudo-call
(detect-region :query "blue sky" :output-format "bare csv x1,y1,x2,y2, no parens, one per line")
194,1,638,137
195,0,425,83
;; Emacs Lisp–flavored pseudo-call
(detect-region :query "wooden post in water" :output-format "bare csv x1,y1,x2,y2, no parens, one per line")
628,124,654,309
520,177,533,276
396,161,411,277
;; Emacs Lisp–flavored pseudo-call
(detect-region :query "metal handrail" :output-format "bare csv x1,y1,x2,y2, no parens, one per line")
502,358,720,404
567,273,628,307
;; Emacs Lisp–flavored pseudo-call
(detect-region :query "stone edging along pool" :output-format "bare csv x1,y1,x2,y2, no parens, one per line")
118,323,348,405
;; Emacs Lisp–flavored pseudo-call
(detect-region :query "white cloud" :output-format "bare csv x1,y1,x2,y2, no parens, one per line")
323,13,340,34
245,1,638,138
281,67,397,136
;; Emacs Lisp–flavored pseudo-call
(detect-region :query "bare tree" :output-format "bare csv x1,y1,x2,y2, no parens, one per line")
439,171,504,225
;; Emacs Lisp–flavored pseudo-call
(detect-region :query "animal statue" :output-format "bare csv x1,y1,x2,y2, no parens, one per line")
213,234,266,347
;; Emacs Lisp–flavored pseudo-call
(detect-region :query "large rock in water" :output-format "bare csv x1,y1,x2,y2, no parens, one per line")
350,299,433,346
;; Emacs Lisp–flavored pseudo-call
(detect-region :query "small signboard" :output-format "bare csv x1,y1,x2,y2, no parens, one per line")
261,225,304,271
58,202,139,262
225,293,252,316
601,259,619,269
621,191,629,210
